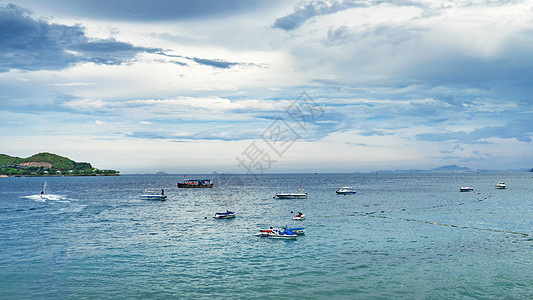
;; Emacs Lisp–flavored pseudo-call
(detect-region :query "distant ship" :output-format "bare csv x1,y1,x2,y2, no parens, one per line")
177,179,213,188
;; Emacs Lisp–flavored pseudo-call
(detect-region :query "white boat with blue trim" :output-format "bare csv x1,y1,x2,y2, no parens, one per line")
336,187,356,195
140,188,167,200
275,187,307,199
213,211,236,219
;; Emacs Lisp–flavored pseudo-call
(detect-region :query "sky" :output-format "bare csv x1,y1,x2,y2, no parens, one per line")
1,0,532,174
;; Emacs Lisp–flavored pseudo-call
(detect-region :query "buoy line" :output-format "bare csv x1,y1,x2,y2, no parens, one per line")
328,193,531,237
356,194,493,216
360,213,530,237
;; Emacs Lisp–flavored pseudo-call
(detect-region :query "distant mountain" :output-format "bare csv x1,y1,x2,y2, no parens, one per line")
429,165,473,172
155,171,168,175
373,165,527,173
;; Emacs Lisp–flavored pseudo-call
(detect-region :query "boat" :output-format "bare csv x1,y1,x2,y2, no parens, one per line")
256,227,306,237
283,227,306,235
495,182,506,189
336,187,356,195
213,211,236,219
292,212,306,220
268,229,298,239
140,188,167,200
178,179,213,188
460,186,474,192
275,187,307,199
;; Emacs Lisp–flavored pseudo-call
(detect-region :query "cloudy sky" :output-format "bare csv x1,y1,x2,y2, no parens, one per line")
1,0,532,173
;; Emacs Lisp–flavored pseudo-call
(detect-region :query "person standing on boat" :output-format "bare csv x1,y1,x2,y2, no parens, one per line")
161,189,165,196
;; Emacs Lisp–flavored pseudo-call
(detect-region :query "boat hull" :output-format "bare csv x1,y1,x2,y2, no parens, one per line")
268,229,298,239
336,191,356,195
276,193,307,199
141,195,167,200
178,183,213,188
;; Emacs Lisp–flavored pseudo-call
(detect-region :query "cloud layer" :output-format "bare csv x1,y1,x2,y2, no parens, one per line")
1,0,533,172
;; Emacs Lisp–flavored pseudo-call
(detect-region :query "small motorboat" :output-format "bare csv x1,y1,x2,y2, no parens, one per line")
268,229,297,239
460,186,474,192
293,212,306,220
140,188,167,200
336,187,356,195
275,187,307,199
283,227,306,235
213,211,236,219
495,182,506,189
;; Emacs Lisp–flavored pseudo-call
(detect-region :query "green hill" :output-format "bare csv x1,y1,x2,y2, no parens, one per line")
0,152,118,176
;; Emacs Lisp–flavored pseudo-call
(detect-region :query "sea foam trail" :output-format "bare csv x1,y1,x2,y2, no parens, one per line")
22,194,69,202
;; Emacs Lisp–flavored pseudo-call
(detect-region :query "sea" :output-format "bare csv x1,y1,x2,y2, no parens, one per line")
1,173,532,299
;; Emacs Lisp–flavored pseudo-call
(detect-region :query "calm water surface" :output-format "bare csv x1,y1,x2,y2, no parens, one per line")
1,173,532,299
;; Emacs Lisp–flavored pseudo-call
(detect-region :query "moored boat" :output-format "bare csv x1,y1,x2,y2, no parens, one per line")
178,179,213,188
460,186,474,192
256,227,306,237
275,187,307,199
495,182,506,189
213,211,236,219
283,227,306,235
336,187,356,195
140,188,167,200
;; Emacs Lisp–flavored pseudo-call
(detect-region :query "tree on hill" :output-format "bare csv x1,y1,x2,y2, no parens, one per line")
0,152,117,176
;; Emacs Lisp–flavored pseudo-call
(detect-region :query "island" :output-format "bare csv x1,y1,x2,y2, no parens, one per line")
0,152,119,177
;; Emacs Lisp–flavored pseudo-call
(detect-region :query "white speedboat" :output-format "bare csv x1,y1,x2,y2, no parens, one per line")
495,182,506,189
460,186,474,192
268,229,297,239
336,187,356,195
275,187,307,199
140,188,167,200
213,211,236,219
292,212,306,220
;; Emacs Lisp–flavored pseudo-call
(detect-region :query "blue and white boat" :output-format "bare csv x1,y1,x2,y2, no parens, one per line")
283,227,306,235
336,187,356,195
140,188,167,200
268,229,297,239
213,211,236,219
256,227,306,237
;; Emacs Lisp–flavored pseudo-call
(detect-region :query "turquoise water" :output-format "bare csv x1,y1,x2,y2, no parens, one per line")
1,173,532,299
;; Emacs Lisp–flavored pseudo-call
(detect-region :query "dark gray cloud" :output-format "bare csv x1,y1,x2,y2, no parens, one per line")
416,118,533,144
0,4,160,72
18,0,277,21
274,0,426,31
0,4,246,72
190,57,238,69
